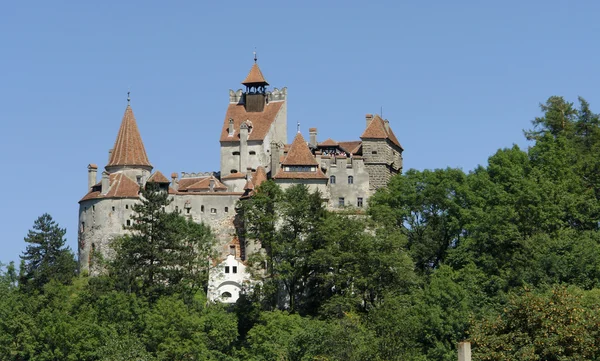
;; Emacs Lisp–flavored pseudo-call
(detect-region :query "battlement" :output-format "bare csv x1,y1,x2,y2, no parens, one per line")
181,171,217,179
228,87,287,104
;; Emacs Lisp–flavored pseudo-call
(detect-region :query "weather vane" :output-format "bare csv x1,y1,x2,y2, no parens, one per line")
297,121,300,133
127,90,131,105
253,48,257,63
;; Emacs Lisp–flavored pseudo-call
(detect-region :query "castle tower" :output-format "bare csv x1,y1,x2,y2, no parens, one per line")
219,57,287,179
360,114,403,190
105,102,153,183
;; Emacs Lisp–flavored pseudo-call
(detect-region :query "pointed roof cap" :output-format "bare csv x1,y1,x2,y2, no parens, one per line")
147,171,170,184
282,133,319,166
107,105,152,168
360,114,403,150
242,63,269,86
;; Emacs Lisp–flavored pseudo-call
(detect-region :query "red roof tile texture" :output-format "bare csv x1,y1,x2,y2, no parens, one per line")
80,173,141,202
147,171,170,184
242,63,269,85
220,101,284,142
179,176,227,192
274,168,328,180
281,133,319,166
360,114,403,149
319,138,338,146
338,141,362,154
107,106,152,168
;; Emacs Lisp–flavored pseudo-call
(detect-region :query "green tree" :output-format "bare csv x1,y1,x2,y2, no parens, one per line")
110,183,215,300
19,213,77,294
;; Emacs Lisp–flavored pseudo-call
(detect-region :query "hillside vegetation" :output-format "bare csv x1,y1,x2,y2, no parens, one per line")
2,96,600,360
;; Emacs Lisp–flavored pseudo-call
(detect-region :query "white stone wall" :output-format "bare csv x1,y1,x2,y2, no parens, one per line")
207,255,252,303
324,157,371,209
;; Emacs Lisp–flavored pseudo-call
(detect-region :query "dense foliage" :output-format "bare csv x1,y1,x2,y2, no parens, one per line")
2,96,600,360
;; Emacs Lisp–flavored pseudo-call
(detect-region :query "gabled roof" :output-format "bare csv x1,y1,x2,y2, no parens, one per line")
338,141,362,154
219,101,284,142
107,105,152,168
221,172,247,180
319,138,338,146
147,171,170,184
242,63,269,86
281,133,318,166
360,114,403,149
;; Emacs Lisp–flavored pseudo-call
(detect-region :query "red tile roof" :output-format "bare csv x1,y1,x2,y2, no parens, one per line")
338,141,362,154
180,176,228,192
360,114,403,149
319,138,338,146
147,171,170,184
252,166,267,187
274,168,328,180
221,172,247,180
242,63,269,85
282,133,318,166
79,173,140,202
219,101,284,142
107,105,152,168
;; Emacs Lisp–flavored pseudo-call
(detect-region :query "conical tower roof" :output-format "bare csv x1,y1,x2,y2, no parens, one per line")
242,63,269,86
106,105,152,168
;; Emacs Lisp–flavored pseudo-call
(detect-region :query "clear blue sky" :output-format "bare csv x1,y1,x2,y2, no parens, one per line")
1,0,599,265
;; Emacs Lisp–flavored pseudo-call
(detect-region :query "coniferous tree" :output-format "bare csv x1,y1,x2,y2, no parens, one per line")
110,183,215,301
19,213,76,293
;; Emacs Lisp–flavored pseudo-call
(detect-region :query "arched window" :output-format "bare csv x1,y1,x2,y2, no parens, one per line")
348,176,354,184
330,175,336,184
201,205,205,212
221,292,232,299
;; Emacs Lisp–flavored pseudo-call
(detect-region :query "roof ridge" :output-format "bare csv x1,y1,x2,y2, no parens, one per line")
281,133,318,166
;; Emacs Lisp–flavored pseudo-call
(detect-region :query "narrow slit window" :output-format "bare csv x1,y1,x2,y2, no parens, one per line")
232,266,238,274
225,266,230,274
348,176,354,184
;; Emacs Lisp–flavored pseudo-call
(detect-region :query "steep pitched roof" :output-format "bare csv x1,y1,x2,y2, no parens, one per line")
219,101,284,142
107,105,152,168
281,133,318,166
147,171,170,184
360,114,403,149
252,166,267,187
242,63,269,86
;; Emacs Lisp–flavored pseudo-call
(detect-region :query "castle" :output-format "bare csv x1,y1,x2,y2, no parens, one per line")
78,59,404,303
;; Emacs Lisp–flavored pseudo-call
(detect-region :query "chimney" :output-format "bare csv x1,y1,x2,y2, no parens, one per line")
239,122,249,174
108,148,113,162
209,177,215,192
270,141,280,177
365,114,373,127
101,171,110,195
228,118,234,137
383,119,390,133
88,164,98,190
309,128,317,147
170,172,178,190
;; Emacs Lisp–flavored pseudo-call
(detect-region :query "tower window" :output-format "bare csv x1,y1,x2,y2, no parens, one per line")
225,207,229,213
348,176,354,184
112,206,115,211
221,292,232,299
249,151,256,155
211,208,217,214
136,175,142,185
232,151,240,156
232,266,238,274
126,220,131,226
330,175,336,184
230,169,238,174
357,197,364,207
229,245,236,256
338,197,345,207
81,222,85,232
372,151,378,155
225,266,230,274
201,205,205,212
186,208,190,214
126,204,129,209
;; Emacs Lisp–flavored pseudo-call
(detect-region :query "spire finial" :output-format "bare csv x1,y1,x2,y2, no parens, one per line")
127,90,131,105
297,121,300,133
253,48,257,63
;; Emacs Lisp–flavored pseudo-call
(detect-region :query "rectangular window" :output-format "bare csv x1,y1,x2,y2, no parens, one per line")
112,206,115,211
229,245,236,256
186,208,190,214
126,204,129,209
225,207,229,213
232,266,238,274
126,220,131,226
357,197,363,207
338,197,345,207
81,222,85,232
211,208,217,214
225,266,230,274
